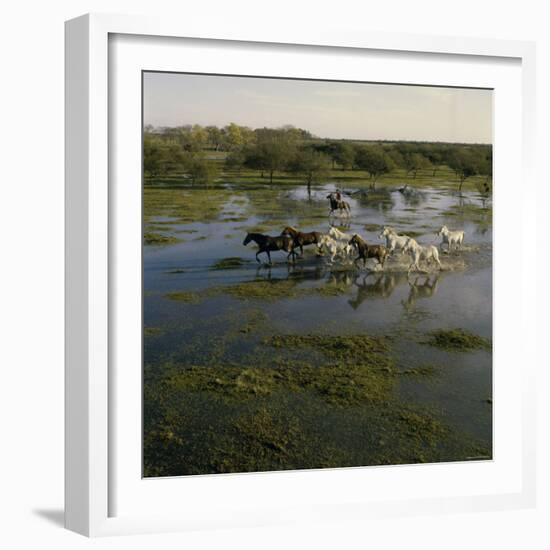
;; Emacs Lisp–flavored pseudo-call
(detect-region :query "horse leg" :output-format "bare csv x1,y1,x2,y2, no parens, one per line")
266,250,272,265
255,250,262,263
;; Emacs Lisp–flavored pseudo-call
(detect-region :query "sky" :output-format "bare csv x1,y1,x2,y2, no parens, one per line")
143,72,492,144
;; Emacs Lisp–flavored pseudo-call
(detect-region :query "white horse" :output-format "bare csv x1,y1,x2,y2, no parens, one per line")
403,238,442,272
328,226,353,242
438,225,465,252
318,234,354,263
379,226,409,255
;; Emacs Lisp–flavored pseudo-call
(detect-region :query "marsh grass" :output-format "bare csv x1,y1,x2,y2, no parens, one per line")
424,329,491,352
143,232,181,246
210,257,247,270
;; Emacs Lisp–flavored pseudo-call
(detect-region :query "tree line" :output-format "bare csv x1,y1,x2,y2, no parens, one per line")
144,123,492,193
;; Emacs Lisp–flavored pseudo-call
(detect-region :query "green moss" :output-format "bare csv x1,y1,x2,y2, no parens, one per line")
441,203,492,231
265,333,390,358
400,365,437,377
313,283,351,297
143,186,233,223
144,232,181,245
364,223,380,232
162,356,394,408
404,230,424,238
211,279,303,301
424,329,491,352
211,257,246,270
144,327,164,337
165,290,202,303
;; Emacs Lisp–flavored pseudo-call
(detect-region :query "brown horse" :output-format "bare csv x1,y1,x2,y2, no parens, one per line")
327,193,351,217
243,232,296,264
281,226,323,257
349,234,388,269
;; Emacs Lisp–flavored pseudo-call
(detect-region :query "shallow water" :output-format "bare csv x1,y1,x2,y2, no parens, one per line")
143,181,492,476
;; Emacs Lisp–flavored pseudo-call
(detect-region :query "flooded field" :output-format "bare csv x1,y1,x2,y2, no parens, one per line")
143,181,492,477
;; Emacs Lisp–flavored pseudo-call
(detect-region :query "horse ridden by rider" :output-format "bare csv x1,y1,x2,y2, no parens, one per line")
326,191,351,217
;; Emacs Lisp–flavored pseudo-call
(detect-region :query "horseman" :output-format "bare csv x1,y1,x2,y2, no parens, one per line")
326,190,351,218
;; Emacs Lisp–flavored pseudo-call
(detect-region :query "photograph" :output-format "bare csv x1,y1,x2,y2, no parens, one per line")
142,72,493,477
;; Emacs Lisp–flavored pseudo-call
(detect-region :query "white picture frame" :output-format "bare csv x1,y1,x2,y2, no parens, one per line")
65,13,537,537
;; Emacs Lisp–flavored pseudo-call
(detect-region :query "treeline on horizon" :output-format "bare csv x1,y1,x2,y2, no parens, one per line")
144,123,493,193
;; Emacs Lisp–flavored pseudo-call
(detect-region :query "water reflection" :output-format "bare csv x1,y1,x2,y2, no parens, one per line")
247,262,443,312
401,273,440,311
348,273,400,309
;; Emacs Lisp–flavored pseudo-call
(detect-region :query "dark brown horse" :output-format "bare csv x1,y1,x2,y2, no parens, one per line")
326,193,351,217
349,234,388,269
243,232,296,264
281,226,323,257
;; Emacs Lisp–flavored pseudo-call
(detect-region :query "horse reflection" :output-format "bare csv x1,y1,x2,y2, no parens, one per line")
326,269,355,287
347,273,399,310
401,274,440,311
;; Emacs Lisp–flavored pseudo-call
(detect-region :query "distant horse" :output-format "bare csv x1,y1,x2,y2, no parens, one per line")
437,225,465,253
281,226,323,257
326,193,351,217
349,234,389,269
243,232,296,264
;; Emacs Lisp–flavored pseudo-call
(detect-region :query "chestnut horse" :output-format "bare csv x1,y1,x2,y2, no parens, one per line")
349,234,389,269
281,226,323,257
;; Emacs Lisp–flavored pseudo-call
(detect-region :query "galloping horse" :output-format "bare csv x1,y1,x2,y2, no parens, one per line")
243,232,296,264
402,238,441,272
437,225,465,253
281,226,323,257
326,193,351,217
349,234,389,269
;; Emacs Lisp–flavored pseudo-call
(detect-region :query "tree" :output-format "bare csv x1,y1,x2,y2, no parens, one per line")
333,142,356,170
475,148,493,195
423,148,443,176
143,136,166,178
447,149,481,192
354,146,395,188
174,126,203,153
245,129,298,183
190,125,208,149
205,126,225,151
404,153,431,179
288,147,331,194
143,137,186,179
187,156,219,187
225,150,246,172
386,147,405,170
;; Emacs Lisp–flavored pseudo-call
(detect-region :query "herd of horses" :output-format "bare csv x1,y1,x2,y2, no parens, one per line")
243,224,465,273
242,191,466,273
